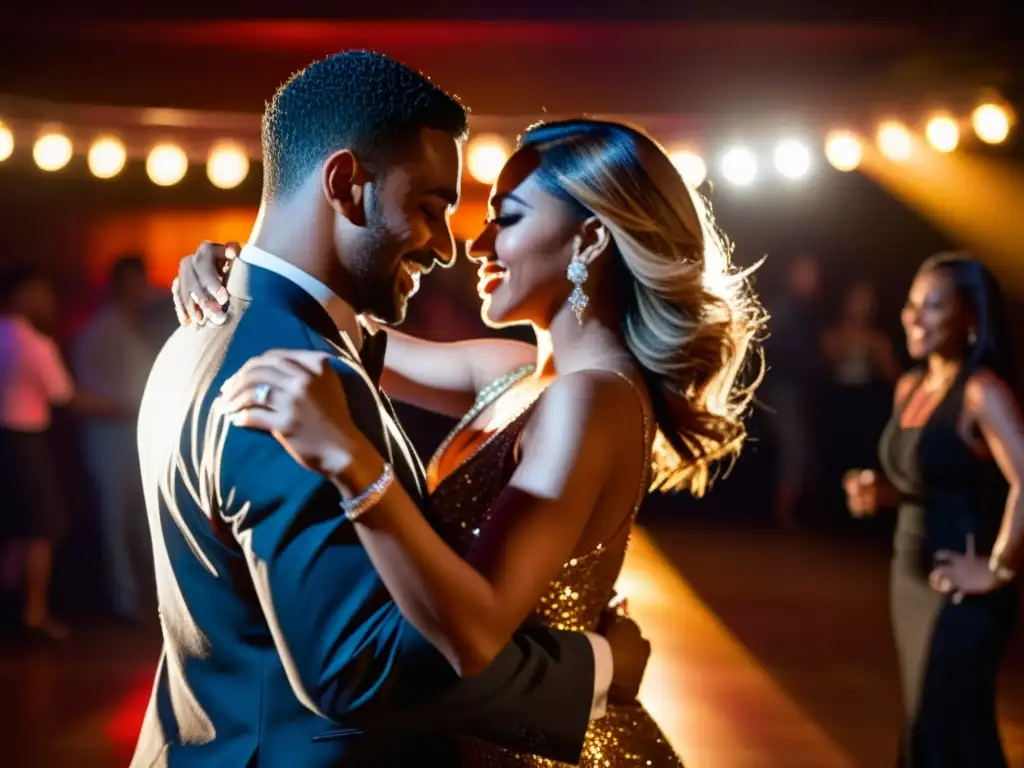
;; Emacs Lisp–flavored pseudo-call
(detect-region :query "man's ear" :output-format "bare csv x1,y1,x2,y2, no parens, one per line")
323,149,370,225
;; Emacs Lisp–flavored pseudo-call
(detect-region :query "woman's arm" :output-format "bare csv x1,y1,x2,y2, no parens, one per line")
344,372,630,675
173,241,536,417
929,370,1024,599
223,355,636,677
846,371,919,516
378,327,536,418
968,371,1024,570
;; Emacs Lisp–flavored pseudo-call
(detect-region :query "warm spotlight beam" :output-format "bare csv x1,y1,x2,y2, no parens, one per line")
617,529,852,765
859,146,1024,290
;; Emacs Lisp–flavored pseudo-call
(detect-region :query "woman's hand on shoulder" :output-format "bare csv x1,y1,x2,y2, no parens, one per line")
173,241,240,328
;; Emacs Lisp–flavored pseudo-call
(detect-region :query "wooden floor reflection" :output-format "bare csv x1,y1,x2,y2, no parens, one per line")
1,522,1022,766
633,520,1024,767
623,528,853,767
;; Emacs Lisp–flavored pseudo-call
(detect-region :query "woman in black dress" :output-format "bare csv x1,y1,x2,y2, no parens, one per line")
844,252,1023,766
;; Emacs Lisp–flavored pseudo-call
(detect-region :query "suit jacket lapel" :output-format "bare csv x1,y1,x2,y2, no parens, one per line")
379,390,428,498
228,261,425,502
333,332,426,501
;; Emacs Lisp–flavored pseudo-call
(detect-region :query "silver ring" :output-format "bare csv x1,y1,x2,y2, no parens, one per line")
253,383,271,407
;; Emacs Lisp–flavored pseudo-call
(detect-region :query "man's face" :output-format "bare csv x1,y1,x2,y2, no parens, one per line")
336,128,462,325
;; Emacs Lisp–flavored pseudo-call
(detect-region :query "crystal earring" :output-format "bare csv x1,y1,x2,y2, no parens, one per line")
968,327,977,345
567,258,589,325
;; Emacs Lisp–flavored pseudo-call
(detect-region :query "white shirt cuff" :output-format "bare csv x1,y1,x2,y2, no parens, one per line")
585,632,613,720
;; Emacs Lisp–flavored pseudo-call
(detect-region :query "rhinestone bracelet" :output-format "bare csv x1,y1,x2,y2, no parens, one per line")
341,462,395,522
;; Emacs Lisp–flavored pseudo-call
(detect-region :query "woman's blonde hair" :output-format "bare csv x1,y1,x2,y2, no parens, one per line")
519,119,766,495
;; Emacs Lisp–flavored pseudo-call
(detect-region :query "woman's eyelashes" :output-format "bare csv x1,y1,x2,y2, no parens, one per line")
486,213,522,228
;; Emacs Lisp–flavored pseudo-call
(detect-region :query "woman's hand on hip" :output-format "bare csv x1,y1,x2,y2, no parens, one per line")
930,534,1002,601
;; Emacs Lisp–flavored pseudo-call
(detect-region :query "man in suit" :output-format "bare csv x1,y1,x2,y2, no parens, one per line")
135,50,648,767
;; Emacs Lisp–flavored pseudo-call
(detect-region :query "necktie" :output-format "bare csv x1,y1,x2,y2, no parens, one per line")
359,329,388,386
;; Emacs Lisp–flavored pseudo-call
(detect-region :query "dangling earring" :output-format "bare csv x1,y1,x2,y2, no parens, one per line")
567,258,589,325
967,327,977,345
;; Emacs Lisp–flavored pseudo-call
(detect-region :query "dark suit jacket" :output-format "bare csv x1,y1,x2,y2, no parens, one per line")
131,262,595,767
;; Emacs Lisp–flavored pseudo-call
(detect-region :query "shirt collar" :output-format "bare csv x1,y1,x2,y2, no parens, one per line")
239,244,361,346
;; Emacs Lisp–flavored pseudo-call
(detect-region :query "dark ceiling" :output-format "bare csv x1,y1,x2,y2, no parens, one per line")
0,7,1019,119
6,1,1019,23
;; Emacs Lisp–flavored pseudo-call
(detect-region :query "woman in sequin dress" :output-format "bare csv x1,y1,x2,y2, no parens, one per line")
185,119,765,766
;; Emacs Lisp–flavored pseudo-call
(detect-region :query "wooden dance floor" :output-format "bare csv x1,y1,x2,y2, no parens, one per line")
2,521,1023,766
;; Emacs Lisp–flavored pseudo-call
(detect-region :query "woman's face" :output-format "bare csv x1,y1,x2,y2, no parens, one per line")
901,268,972,360
468,152,584,329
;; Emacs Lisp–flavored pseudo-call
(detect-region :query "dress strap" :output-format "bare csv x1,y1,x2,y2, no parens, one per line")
471,364,536,416
430,363,536,480
570,370,653,562
608,370,654,523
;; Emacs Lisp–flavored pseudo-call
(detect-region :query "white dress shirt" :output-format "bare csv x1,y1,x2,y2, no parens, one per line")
239,244,613,719
240,245,363,348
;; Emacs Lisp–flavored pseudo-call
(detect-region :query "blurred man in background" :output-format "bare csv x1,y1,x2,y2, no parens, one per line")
73,255,157,621
763,254,826,528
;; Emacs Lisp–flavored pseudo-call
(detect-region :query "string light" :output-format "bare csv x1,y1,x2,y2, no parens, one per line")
774,139,812,179
876,121,913,161
0,100,1013,188
668,149,707,188
824,131,863,171
925,115,959,153
720,147,757,186
146,143,188,186
466,135,509,185
207,142,249,189
87,136,127,179
0,122,13,163
33,132,73,171
972,103,1011,144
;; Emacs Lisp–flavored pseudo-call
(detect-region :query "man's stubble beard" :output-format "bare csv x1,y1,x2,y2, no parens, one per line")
354,214,408,326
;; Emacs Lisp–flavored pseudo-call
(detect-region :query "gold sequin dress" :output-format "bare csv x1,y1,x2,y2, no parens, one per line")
426,366,684,767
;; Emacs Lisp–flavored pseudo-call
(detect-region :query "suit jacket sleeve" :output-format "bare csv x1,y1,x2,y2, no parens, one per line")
216,373,594,764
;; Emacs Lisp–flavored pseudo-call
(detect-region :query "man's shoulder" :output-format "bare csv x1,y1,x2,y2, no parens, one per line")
146,304,330,406
204,302,340,366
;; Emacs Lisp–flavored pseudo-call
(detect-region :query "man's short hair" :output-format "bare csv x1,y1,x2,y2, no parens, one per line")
261,50,469,201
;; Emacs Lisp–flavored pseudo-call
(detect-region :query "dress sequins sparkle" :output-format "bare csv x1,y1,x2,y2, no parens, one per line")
427,366,684,767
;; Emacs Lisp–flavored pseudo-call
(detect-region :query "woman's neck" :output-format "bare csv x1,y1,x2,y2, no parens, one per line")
926,354,961,385
533,301,632,379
